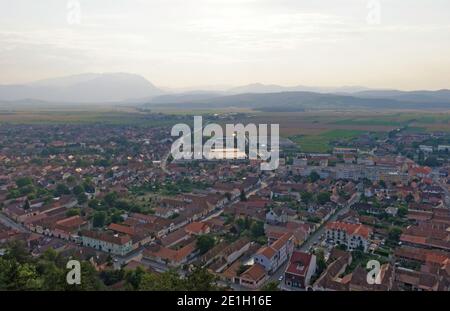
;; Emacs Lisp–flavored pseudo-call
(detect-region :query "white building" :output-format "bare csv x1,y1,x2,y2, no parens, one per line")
438,145,450,152
81,230,132,256
419,145,433,153
325,222,372,252
253,233,294,274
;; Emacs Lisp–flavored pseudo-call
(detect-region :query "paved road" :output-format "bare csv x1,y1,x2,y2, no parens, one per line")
434,176,450,207
299,205,350,252
160,149,171,174
0,213,28,233
300,193,360,252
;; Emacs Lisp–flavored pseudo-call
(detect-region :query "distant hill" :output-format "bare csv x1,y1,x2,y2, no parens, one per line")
147,91,450,111
149,91,225,104
1,73,449,111
227,83,372,95
0,73,164,104
352,89,450,104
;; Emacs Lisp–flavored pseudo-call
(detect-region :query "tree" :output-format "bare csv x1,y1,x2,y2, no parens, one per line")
138,269,186,291
184,268,218,291
301,191,313,205
111,211,124,224
88,198,101,209
308,171,320,182
424,156,439,167
240,190,247,201
77,193,88,205
93,211,107,228
236,264,251,276
126,266,147,290
66,208,80,217
83,180,95,194
104,192,118,207
405,193,414,203
55,183,70,196
196,235,215,254
66,176,76,185
387,227,403,245
0,242,103,291
100,269,125,286
23,200,31,210
397,206,408,218
315,248,327,273
72,185,85,196
261,281,280,291
316,192,331,205
250,221,265,238
16,177,33,188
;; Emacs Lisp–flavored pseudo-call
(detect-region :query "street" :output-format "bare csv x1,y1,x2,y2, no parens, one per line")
0,212,28,233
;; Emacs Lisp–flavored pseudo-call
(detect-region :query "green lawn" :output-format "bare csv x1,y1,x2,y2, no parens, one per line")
332,113,450,127
290,129,365,153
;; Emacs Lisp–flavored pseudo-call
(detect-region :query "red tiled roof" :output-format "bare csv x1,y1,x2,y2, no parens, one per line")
241,263,266,282
82,230,131,245
184,222,209,234
326,222,372,239
257,246,276,259
271,232,293,251
285,251,313,277
108,223,135,236
56,216,86,229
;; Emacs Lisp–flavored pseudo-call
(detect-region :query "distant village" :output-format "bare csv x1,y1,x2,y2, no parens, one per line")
1,123,450,291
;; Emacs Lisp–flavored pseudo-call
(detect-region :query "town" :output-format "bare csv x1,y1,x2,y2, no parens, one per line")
1,119,449,291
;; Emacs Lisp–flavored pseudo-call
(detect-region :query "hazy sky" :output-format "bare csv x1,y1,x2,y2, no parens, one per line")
0,0,449,90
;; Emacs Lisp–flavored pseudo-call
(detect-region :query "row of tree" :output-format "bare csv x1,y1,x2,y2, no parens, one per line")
0,241,219,291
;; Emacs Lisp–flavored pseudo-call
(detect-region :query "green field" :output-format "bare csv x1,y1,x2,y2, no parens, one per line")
0,110,191,127
1,109,450,143
290,129,366,153
332,113,450,128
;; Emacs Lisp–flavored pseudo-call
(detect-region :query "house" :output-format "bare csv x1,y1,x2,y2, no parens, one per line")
80,230,132,256
143,241,198,267
199,237,252,271
400,224,450,251
253,233,294,274
265,207,296,224
313,249,352,291
419,145,433,153
333,148,358,155
154,207,179,219
325,221,372,252
184,222,210,235
394,265,450,291
51,216,87,241
394,246,450,267
108,223,154,249
284,251,317,289
348,264,395,291
239,263,267,289
160,228,191,248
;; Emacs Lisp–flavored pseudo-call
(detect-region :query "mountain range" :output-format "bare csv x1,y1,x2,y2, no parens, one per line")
1,73,450,111
0,73,163,104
